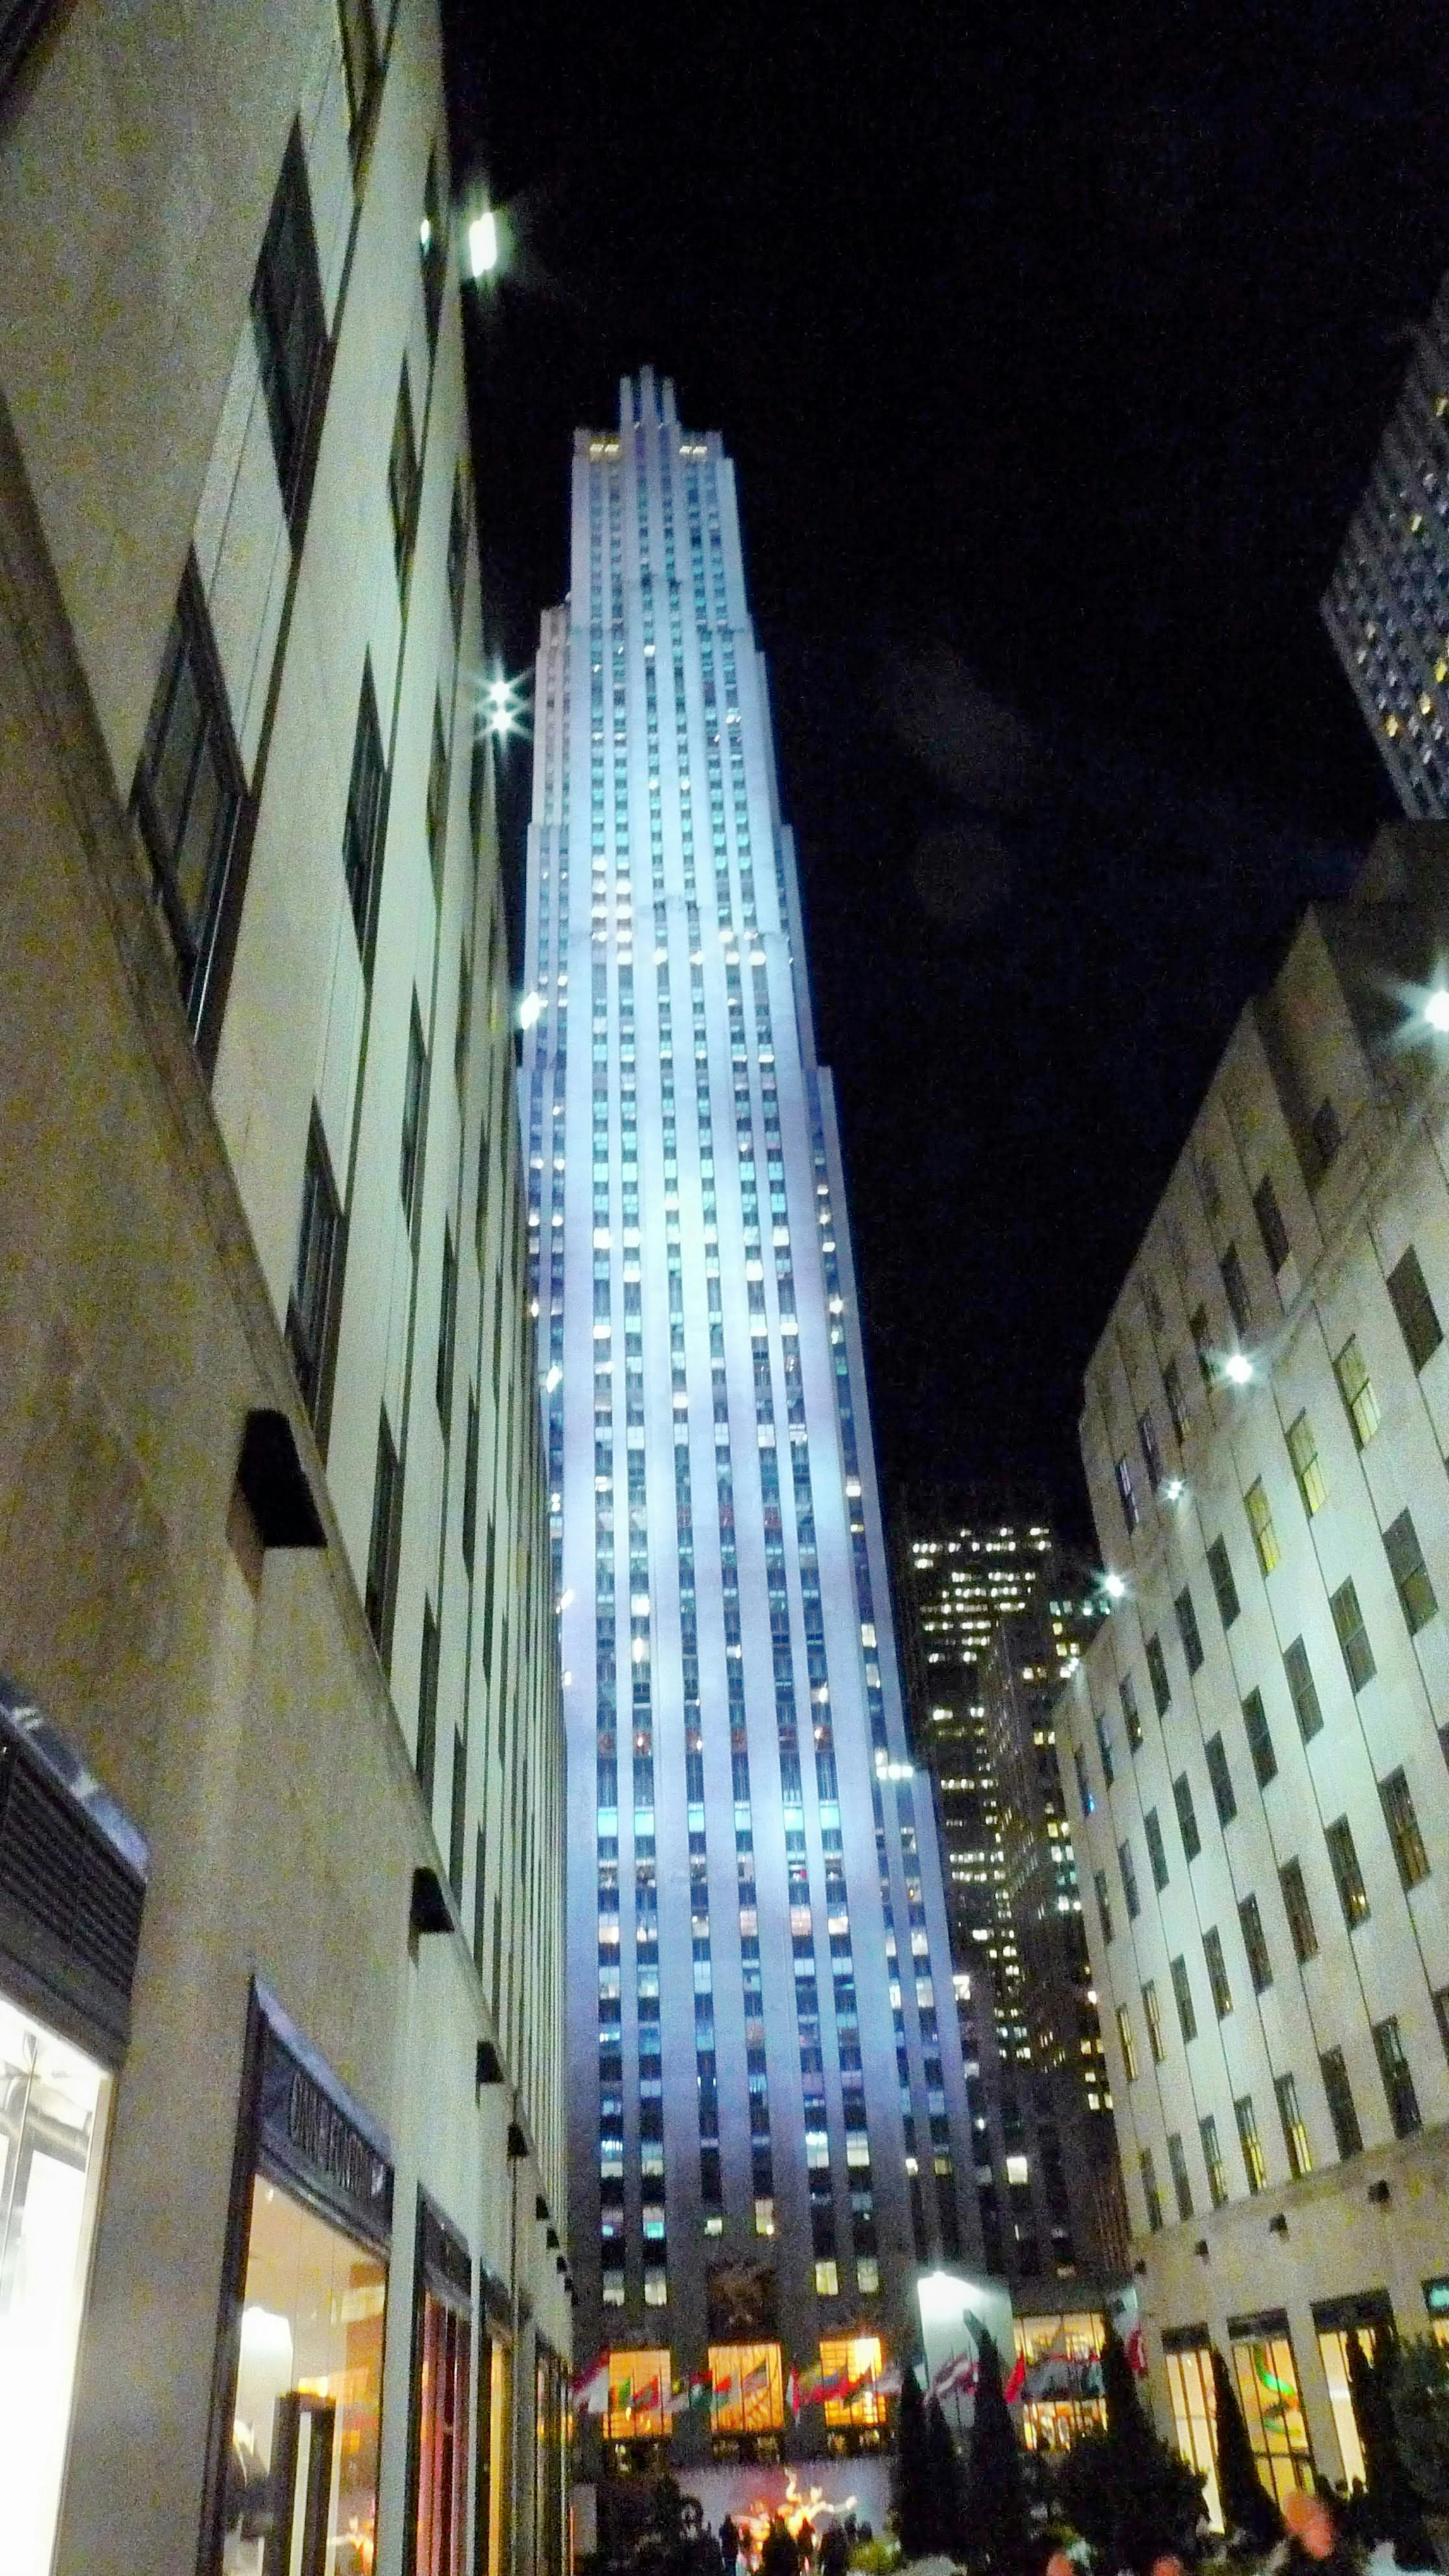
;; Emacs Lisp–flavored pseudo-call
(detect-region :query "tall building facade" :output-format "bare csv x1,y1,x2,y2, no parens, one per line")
1322,270,1449,815
1063,822,1449,2514
0,5,567,2572
521,371,976,2473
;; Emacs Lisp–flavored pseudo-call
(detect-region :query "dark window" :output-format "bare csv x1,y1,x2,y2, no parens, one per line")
1241,1688,1277,1788
1139,1409,1164,1487
1325,1817,1370,1929
1189,1303,1213,1388
1200,2113,1227,2208
343,658,386,957
1320,2047,1362,2160
437,1224,458,1423
365,1411,403,1665
449,1724,467,1895
454,943,472,1097
448,467,469,637
1283,1636,1323,1742
1205,1732,1237,1825
1142,1979,1165,2062
1239,1893,1272,1993
1384,1509,1438,1635
133,564,246,1040
251,127,327,531
1140,2148,1163,2233
1172,1773,1200,1864
1145,1806,1171,1889
1280,1858,1318,1963
1120,1673,1143,1749
1171,1953,1197,2043
426,698,450,895
470,737,488,855
1379,1767,1430,1890
286,1109,343,1442
1146,1631,1171,1716
1234,2093,1266,2192
1311,1096,1341,1174
420,148,446,347
1207,1536,1240,1628
337,0,379,142
1253,1174,1291,1272
1175,1584,1204,1673
1434,1987,1449,2067
1094,1870,1114,1947
1275,2073,1311,2179
1119,1839,1140,1921
1330,1579,1375,1693
417,1600,440,1801
1204,1925,1232,2019
1167,2132,1194,2221
1163,1355,1191,1442
1387,1245,1443,1371
1372,2017,1421,2138
1114,1453,1140,1534
1073,1746,1094,1816
400,1003,426,1226
389,361,420,585
1221,1242,1252,1335
1094,1710,1115,1786
462,1389,478,1573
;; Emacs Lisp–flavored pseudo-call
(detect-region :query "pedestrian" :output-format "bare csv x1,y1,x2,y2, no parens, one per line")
820,2523,849,2576
761,2518,800,2576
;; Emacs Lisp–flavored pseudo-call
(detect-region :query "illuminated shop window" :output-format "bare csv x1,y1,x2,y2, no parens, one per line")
1231,2330,1313,2503
410,2198,472,2576
1011,2311,1106,2453
820,2335,885,2429
708,2342,784,2436
605,2349,671,2442
1162,2342,1221,2529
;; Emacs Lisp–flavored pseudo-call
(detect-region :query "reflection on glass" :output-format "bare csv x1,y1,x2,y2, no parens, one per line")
477,2331,511,2576
225,2176,385,2576
415,2291,469,2576
708,2342,783,2435
1231,2335,1313,2504
1316,2329,1374,2487
1163,2345,1221,2530
0,1991,109,2576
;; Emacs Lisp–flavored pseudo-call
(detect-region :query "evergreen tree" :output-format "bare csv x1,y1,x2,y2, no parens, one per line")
1058,2327,1204,2574
926,2396,967,2560
1349,2331,1436,2565
1389,2335,1449,2519
1209,2347,1279,2551
893,2365,937,2561
963,2332,1030,2576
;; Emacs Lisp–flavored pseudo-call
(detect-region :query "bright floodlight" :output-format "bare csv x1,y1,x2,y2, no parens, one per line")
1224,1352,1253,1384
519,990,542,1030
468,209,499,279
1102,1571,1127,1601
545,1363,562,1392
1163,1476,1185,1503
1427,989,1449,1033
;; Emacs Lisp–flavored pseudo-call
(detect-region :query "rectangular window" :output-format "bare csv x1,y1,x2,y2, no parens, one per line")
1114,1453,1140,1534
1120,1673,1143,1749
1139,1409,1164,1488
462,1390,478,1575
1239,1893,1272,1993
1221,1243,1252,1335
133,563,247,1042
1146,1805,1171,1888
1325,1817,1370,1929
1286,1411,1327,1516
1232,2334,1312,2503
1244,1479,1281,1575
1330,1579,1375,1693
365,1411,403,1666
400,1003,426,1227
427,700,450,897
338,0,379,143
1241,1687,1277,1788
1204,1926,1232,2020
389,361,421,586
437,1223,458,1424
1190,1303,1214,1388
1175,1584,1204,1673
454,944,472,1098
1200,2113,1227,2208
1234,2093,1266,2192
1312,1096,1341,1172
1171,1954,1197,2044
1205,1733,1237,1826
1207,1536,1240,1627
343,659,387,958
1142,1979,1165,2063
1253,1175,1291,1274
1283,1636,1323,1742
1384,1508,1438,1635
1119,1840,1140,1921
1094,1709,1115,1786
1146,1632,1171,1716
1387,1245,1443,1372
1116,2003,1139,2082
1164,1355,1191,1442
1094,1870,1114,1947
448,468,469,637
605,2350,672,2441
420,148,446,347
1320,2046,1363,2160
1334,1335,1381,1448
286,1109,343,1443
1073,1746,1094,1815
417,1600,440,1803
708,2342,784,2436
1168,2131,1194,2221
251,126,327,532
1280,1858,1318,1964
1379,1766,1430,1890
1140,2147,1163,2233
1172,1773,1200,1864
1275,2073,1312,2179
1372,2017,1421,2138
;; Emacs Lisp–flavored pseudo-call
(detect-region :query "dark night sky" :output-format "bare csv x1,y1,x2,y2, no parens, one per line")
443,0,1449,1541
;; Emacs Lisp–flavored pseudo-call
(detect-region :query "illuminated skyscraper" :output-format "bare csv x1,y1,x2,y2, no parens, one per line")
522,370,976,2472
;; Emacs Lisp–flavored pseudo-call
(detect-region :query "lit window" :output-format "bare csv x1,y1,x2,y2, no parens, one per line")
1384,1509,1438,1635
1330,1580,1375,1694
1244,1481,1280,1576
1234,2094,1266,2193
1286,1413,1327,1516
1334,1335,1380,1447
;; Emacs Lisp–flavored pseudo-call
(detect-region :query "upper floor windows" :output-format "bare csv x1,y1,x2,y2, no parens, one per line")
1220,1243,1251,1337
252,128,328,538
389,361,421,589
343,658,386,960
1333,1335,1380,1448
1387,1244,1443,1372
133,562,248,1058
1114,1453,1140,1535
400,1001,426,1227
1252,1175,1290,1276
421,148,446,348
448,467,469,637
286,1110,343,1447
337,0,380,149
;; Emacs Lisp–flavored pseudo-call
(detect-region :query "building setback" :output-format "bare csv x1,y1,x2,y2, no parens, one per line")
1063,821,1449,2518
0,5,566,2572
521,371,977,2478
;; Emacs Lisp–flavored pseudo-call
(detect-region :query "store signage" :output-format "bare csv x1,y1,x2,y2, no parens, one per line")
256,2004,392,2250
1424,2277,1449,2317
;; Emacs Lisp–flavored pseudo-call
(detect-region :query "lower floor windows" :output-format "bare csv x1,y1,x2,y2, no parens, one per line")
1230,2326,1313,2504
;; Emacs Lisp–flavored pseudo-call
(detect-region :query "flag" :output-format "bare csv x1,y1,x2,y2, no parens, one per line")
875,2363,902,2399
744,2359,771,2395
931,2348,977,2401
690,2370,714,2411
634,2374,660,2415
1003,2351,1026,2403
794,2363,824,2408
572,2356,609,2416
788,2365,800,2418
1124,2324,1148,2378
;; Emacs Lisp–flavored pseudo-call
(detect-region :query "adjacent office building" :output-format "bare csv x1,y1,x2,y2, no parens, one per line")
521,371,977,2478
1063,821,1449,2515
0,4,566,2571
1322,268,1449,815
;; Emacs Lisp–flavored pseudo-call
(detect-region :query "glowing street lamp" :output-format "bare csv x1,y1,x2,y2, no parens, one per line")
466,207,499,280
1223,1352,1253,1386
1426,989,1449,1033
1102,1571,1127,1602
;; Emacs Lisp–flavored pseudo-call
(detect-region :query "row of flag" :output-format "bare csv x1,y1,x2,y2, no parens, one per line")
572,2355,900,2419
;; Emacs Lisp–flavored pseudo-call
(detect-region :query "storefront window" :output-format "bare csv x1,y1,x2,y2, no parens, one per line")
820,2335,886,2430
1162,2344,1221,2530
0,1993,110,2576
415,2290,470,2574
1315,2331,1369,2488
1012,2311,1107,2452
476,2328,511,2576
1231,2332,1313,2502
709,2341,783,2436
534,2342,569,2576
226,2174,385,2575
605,2347,671,2441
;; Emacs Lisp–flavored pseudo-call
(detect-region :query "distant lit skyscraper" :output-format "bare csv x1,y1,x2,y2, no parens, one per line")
522,370,976,2471
1323,273,1449,815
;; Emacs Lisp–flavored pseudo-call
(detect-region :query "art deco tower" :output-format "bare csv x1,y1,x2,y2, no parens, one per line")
522,371,976,2463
